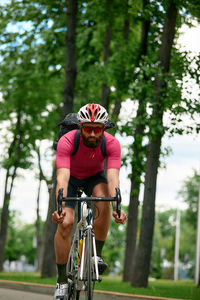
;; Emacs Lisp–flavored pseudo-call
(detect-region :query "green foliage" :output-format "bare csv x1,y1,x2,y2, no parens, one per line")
103,205,128,274
1,0,199,174
4,211,22,262
0,0,66,173
5,210,37,264
75,0,141,109
178,170,200,228
151,207,197,279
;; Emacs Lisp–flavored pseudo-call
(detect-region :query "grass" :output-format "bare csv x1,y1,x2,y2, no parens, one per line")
0,272,200,300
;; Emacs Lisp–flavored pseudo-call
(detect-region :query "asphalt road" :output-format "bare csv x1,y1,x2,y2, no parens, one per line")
0,288,135,300
0,287,154,300
0,287,52,300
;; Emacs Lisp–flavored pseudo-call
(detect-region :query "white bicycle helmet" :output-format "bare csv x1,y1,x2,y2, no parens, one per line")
78,103,108,124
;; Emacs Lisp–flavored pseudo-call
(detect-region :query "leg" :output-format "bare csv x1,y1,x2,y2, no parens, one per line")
92,183,110,242
92,183,110,274
54,207,75,264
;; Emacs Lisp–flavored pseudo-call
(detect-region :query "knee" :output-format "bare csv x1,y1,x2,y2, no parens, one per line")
96,202,110,218
58,218,74,239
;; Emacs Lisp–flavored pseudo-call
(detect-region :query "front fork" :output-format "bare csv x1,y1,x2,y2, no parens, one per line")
79,227,100,281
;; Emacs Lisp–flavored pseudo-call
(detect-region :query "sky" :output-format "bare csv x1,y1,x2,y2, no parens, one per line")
0,21,200,224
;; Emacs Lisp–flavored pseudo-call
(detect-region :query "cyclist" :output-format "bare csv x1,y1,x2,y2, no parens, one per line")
52,103,127,300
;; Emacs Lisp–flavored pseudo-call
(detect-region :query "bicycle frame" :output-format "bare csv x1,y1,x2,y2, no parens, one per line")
79,202,99,282
57,188,121,300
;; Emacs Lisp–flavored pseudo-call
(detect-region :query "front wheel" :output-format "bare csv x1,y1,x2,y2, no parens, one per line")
68,280,80,300
84,228,94,300
67,236,80,300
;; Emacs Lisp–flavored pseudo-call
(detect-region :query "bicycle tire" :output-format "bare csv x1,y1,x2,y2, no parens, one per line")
67,237,80,300
68,280,80,300
84,228,94,300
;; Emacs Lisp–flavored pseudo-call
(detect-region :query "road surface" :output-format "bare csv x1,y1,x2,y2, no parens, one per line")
0,287,52,300
0,287,139,300
0,287,157,300
0,281,181,300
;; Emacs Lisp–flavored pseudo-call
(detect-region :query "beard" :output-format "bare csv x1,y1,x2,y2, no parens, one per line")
82,133,103,148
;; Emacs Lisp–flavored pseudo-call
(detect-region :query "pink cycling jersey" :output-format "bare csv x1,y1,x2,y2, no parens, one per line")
56,130,121,180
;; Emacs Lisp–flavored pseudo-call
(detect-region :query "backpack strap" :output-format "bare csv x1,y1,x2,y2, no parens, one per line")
101,134,106,158
71,130,107,158
71,130,81,156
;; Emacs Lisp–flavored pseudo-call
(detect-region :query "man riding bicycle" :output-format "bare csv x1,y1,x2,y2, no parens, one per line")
52,103,127,300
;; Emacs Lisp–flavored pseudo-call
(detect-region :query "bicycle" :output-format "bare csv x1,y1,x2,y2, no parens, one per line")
57,187,121,300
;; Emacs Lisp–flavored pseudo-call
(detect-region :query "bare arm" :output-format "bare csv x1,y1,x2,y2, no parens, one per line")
107,168,120,203
52,168,70,224
107,168,127,225
56,168,70,201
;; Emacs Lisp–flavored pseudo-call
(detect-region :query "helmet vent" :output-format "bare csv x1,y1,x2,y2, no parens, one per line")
80,111,85,119
101,112,105,118
85,112,90,119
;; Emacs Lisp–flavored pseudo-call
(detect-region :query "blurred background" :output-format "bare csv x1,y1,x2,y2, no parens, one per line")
0,0,200,289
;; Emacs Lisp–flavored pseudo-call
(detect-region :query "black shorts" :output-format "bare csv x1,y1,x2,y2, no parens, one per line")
66,171,107,210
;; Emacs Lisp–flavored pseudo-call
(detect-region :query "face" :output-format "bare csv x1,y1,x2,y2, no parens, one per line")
81,122,105,148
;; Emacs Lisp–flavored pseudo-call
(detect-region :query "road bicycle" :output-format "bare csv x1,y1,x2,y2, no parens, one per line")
57,187,121,300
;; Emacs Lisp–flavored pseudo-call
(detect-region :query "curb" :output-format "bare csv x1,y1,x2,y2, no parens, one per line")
0,280,184,300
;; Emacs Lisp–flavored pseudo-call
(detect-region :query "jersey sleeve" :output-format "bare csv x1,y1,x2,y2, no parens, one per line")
106,135,121,170
56,131,76,169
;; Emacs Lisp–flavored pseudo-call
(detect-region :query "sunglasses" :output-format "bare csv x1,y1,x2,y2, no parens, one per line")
81,126,104,134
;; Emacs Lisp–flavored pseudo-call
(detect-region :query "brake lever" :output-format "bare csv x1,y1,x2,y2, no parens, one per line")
115,188,121,218
58,188,63,216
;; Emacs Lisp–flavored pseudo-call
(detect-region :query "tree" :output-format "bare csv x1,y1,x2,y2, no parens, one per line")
41,0,78,277
0,0,66,272
34,143,52,271
123,0,152,281
0,45,60,270
0,111,31,270
62,0,77,118
131,0,178,287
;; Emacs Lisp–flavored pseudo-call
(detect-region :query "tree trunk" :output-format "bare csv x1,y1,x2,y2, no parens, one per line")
123,181,140,281
41,167,57,277
35,178,43,271
111,0,130,130
123,0,150,282
123,99,147,281
131,0,178,287
62,0,77,118
101,27,112,112
135,0,151,65
131,136,162,287
0,167,17,271
0,112,21,271
0,171,10,271
41,0,78,277
35,144,50,271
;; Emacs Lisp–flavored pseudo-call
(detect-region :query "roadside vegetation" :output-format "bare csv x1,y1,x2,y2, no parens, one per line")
0,272,200,300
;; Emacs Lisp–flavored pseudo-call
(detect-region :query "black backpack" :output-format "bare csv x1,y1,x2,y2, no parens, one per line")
53,113,114,158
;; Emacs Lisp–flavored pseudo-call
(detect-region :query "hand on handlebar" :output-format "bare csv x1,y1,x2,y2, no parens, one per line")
52,210,66,224
113,210,127,225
